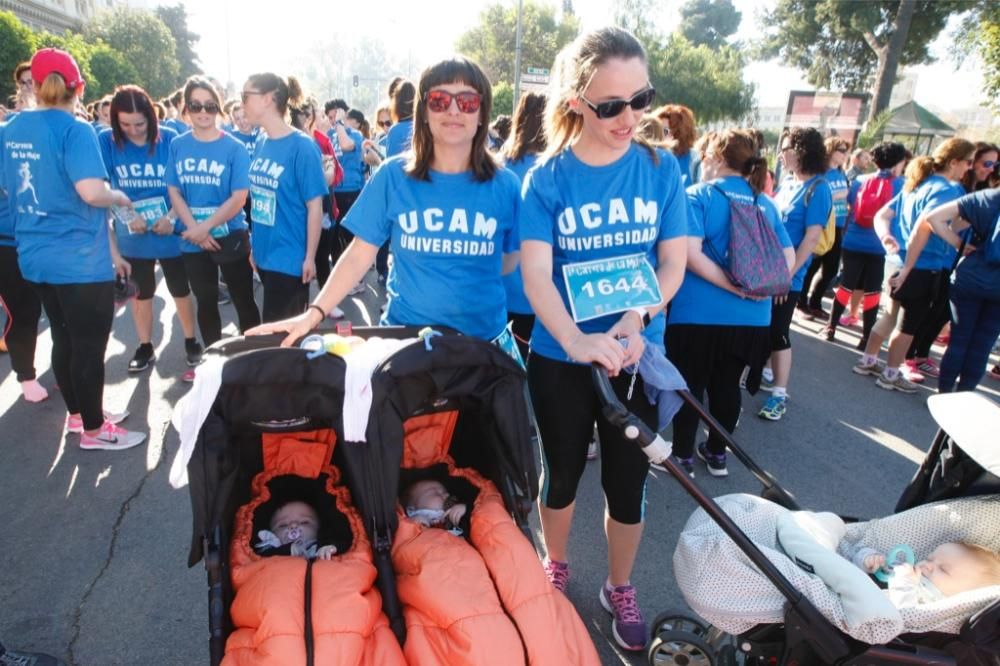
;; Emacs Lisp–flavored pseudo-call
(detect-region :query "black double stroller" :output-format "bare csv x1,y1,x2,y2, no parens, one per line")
595,370,1000,666
178,327,536,664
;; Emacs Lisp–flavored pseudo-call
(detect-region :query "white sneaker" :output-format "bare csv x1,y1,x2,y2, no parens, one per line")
80,421,146,451
327,306,345,319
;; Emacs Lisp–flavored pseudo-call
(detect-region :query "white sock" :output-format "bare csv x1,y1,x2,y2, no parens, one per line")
772,387,788,398
762,367,774,383
884,367,900,379
862,353,879,365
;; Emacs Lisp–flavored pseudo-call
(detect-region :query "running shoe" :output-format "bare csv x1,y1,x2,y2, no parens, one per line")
875,371,919,393
696,442,728,477
670,455,695,478
758,375,775,392
543,558,569,593
821,325,835,342
903,360,926,384
852,358,886,377
839,314,860,327
66,410,129,434
808,305,829,320
79,421,146,451
127,345,155,373
185,340,204,367
913,358,940,378
758,395,787,421
0,646,66,666
599,581,647,652
795,302,813,318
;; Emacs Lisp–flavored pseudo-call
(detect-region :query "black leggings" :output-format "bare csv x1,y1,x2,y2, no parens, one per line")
31,281,114,431
667,324,761,458
328,191,361,279
528,353,655,524
315,227,336,289
800,226,843,310
769,291,800,352
182,252,260,346
259,268,308,323
828,249,884,341
0,246,43,382
127,256,191,300
908,271,951,360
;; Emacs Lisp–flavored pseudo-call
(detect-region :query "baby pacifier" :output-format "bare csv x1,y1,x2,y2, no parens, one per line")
285,526,303,542
875,544,916,582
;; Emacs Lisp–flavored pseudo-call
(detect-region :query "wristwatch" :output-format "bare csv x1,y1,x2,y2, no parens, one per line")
628,306,651,330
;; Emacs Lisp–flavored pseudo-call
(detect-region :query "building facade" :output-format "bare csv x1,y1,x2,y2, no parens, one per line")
0,0,114,33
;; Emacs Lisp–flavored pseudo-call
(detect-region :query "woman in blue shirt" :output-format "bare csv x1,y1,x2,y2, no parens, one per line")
799,136,850,318
240,73,327,322
668,130,794,478
385,80,415,159
249,57,519,343
500,91,547,359
897,189,1000,392
520,27,687,651
1,48,144,450
855,138,974,392
823,141,906,347
101,85,201,373
759,127,831,421
165,76,260,347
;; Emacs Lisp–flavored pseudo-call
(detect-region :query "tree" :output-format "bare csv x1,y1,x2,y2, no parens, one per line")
455,2,580,86
88,45,140,99
492,81,514,119
679,0,741,50
758,0,966,122
954,2,1000,113
156,4,201,81
0,11,37,101
84,7,180,98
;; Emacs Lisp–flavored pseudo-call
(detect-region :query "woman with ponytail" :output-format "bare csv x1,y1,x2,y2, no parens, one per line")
854,138,974,392
519,27,688,651
1,48,145,450
667,129,794,478
241,73,328,322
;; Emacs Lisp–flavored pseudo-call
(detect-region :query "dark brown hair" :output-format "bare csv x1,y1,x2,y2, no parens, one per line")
391,79,415,122
182,76,222,116
961,141,1000,193
110,85,159,154
246,73,304,115
780,127,826,176
502,92,547,163
705,129,769,195
406,57,497,183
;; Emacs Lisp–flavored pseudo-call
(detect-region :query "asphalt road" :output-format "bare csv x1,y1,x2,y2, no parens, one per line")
1,272,997,666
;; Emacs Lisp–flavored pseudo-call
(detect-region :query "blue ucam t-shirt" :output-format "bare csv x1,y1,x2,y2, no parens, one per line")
774,174,832,292
385,118,414,158
826,167,850,228
2,109,113,283
166,131,251,254
898,174,965,271
521,143,688,362
502,154,539,315
99,127,181,260
163,118,190,135
226,128,258,154
248,130,328,277
843,172,903,256
329,125,365,192
344,156,520,340
670,176,792,328
955,188,1000,299
0,122,12,248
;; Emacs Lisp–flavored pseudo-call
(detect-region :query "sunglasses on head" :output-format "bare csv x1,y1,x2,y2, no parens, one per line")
188,101,219,114
983,160,997,169
425,90,481,114
580,87,656,120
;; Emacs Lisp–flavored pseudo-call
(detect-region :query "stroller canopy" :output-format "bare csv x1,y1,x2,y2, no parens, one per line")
927,392,1000,477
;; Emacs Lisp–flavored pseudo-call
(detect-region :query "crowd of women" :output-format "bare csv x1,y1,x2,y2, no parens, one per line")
2,26,999,652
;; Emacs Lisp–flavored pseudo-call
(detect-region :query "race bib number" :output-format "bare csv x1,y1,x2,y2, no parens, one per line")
190,207,229,239
562,253,662,323
129,197,169,232
833,199,848,219
491,323,525,370
250,186,276,227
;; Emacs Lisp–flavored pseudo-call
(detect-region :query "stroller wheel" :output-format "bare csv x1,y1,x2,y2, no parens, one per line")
650,609,709,641
647,630,716,666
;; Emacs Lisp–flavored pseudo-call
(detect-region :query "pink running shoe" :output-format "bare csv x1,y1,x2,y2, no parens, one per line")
543,558,570,592
839,314,859,327
902,360,925,384
599,581,647,651
66,409,129,434
80,421,146,451
913,358,940,378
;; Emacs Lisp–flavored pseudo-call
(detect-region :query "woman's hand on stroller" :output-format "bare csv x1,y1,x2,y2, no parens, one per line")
246,310,321,347
607,313,646,368
316,545,338,560
566,332,628,375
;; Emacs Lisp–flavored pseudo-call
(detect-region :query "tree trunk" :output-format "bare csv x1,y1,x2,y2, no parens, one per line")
866,0,916,123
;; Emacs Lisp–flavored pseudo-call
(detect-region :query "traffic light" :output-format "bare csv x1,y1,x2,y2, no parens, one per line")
352,75,359,88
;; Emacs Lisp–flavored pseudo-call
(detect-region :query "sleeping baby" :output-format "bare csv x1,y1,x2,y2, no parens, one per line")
853,542,1000,606
255,500,338,560
403,479,467,535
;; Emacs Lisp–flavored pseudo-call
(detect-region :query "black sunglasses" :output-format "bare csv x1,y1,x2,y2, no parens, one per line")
188,101,219,114
378,119,392,127
580,87,656,120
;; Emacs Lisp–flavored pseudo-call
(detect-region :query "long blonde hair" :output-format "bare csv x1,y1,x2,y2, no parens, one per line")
904,138,976,193
544,26,655,161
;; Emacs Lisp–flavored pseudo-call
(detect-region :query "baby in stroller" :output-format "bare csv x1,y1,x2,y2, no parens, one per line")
254,499,339,559
402,479,467,533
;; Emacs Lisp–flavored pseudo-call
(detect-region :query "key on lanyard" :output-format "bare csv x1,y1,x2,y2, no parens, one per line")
626,368,638,402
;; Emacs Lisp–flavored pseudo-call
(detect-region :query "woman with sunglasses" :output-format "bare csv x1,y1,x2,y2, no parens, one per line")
248,56,519,346
100,85,202,373
960,142,998,194
239,74,327,323
1,48,144,450
520,27,688,651
856,138,975,392
165,76,260,348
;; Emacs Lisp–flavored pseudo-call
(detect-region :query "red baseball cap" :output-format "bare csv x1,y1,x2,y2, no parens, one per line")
31,48,85,89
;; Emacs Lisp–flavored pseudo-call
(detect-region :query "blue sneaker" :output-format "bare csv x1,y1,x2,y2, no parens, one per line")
758,395,787,421
600,581,647,651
